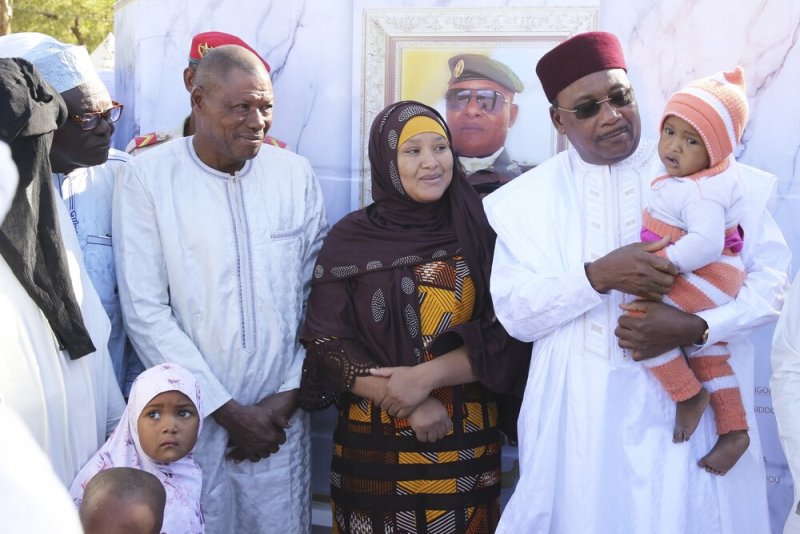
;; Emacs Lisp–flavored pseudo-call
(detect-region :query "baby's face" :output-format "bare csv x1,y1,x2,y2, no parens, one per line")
138,390,200,463
658,115,710,177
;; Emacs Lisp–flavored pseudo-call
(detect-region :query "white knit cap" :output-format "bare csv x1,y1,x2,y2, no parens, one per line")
0,32,57,58
0,141,19,224
0,32,105,93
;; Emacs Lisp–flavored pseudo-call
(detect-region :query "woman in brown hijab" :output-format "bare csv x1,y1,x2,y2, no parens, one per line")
300,101,527,533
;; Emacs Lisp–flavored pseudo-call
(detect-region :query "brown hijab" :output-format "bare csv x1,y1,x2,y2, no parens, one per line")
302,101,527,393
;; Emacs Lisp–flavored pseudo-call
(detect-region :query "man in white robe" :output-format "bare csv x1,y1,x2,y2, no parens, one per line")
1,161,84,529
485,32,789,533
0,33,144,396
113,45,327,533
53,148,145,396
0,58,124,486
0,145,78,533
771,272,800,534
0,398,83,534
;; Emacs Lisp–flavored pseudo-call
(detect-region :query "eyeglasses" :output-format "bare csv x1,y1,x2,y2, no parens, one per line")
556,88,634,120
445,89,510,114
69,101,124,131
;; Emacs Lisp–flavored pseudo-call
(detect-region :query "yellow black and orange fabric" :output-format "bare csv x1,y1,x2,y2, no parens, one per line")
328,258,501,534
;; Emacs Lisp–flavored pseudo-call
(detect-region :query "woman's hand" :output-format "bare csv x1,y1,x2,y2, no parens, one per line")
370,365,431,418
407,397,452,443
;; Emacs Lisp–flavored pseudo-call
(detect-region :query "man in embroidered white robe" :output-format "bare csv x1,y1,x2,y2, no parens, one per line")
113,46,327,533
0,37,124,487
485,32,789,534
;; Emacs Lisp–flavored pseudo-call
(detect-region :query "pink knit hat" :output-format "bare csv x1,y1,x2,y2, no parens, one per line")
661,67,749,167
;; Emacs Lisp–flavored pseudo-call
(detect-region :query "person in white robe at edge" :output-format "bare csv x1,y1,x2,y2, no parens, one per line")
484,31,790,534
0,32,144,397
771,271,800,534
0,52,124,486
113,45,328,533
0,142,83,534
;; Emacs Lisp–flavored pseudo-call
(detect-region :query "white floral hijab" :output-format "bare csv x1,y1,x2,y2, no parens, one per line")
69,363,205,533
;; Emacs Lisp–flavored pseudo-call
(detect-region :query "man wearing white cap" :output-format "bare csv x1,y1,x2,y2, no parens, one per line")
0,55,124,485
0,33,144,396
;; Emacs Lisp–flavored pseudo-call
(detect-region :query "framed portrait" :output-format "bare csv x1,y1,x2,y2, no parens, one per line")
353,6,599,205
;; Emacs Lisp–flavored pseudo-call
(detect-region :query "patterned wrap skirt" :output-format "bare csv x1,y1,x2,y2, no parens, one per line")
330,258,502,533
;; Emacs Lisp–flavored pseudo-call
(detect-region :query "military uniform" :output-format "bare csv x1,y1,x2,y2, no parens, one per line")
125,118,187,156
446,53,530,197
461,148,534,197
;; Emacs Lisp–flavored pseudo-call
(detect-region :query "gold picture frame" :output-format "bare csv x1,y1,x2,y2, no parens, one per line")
355,6,599,205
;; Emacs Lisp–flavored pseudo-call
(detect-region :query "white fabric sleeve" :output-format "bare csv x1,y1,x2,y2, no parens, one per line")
490,236,605,342
104,360,125,436
0,404,84,534
278,162,328,393
694,206,789,347
665,199,726,273
113,163,232,414
771,272,800,510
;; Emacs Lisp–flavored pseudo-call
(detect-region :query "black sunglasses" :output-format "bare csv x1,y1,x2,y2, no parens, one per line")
445,88,510,114
556,88,634,120
69,101,124,131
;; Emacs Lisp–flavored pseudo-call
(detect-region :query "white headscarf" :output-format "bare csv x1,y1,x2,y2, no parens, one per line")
0,32,105,94
69,364,205,534
0,141,17,224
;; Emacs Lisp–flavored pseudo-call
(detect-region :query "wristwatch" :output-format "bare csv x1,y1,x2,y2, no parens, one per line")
695,327,710,346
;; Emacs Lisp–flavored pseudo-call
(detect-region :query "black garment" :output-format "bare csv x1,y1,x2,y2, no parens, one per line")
300,101,529,397
0,58,96,359
459,147,532,439
463,148,534,197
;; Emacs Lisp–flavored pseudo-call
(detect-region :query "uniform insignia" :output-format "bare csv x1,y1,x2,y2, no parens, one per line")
133,133,159,148
197,42,212,58
126,132,174,154
453,59,465,78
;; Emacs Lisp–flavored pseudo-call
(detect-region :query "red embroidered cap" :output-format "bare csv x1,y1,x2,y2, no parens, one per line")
189,31,271,73
536,31,626,102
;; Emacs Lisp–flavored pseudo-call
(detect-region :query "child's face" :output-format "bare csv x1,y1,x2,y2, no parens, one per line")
137,390,200,463
658,115,710,177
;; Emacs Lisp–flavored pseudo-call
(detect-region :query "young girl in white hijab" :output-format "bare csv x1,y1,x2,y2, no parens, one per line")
70,363,204,533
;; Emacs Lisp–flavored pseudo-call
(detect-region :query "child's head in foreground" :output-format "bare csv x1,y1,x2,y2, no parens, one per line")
79,467,166,534
658,67,748,178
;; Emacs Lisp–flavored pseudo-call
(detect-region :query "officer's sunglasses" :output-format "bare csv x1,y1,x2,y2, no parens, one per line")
556,87,634,120
445,89,510,114
69,101,124,131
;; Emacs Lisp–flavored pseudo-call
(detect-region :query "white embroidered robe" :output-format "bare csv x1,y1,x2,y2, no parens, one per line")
113,138,328,534
485,141,789,534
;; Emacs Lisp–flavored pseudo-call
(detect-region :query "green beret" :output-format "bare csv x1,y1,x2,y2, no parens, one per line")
447,53,524,93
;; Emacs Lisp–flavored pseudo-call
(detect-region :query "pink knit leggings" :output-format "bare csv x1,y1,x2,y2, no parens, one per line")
639,212,748,435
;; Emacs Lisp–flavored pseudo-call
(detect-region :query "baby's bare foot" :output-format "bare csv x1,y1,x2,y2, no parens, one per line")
673,389,709,443
698,430,750,476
